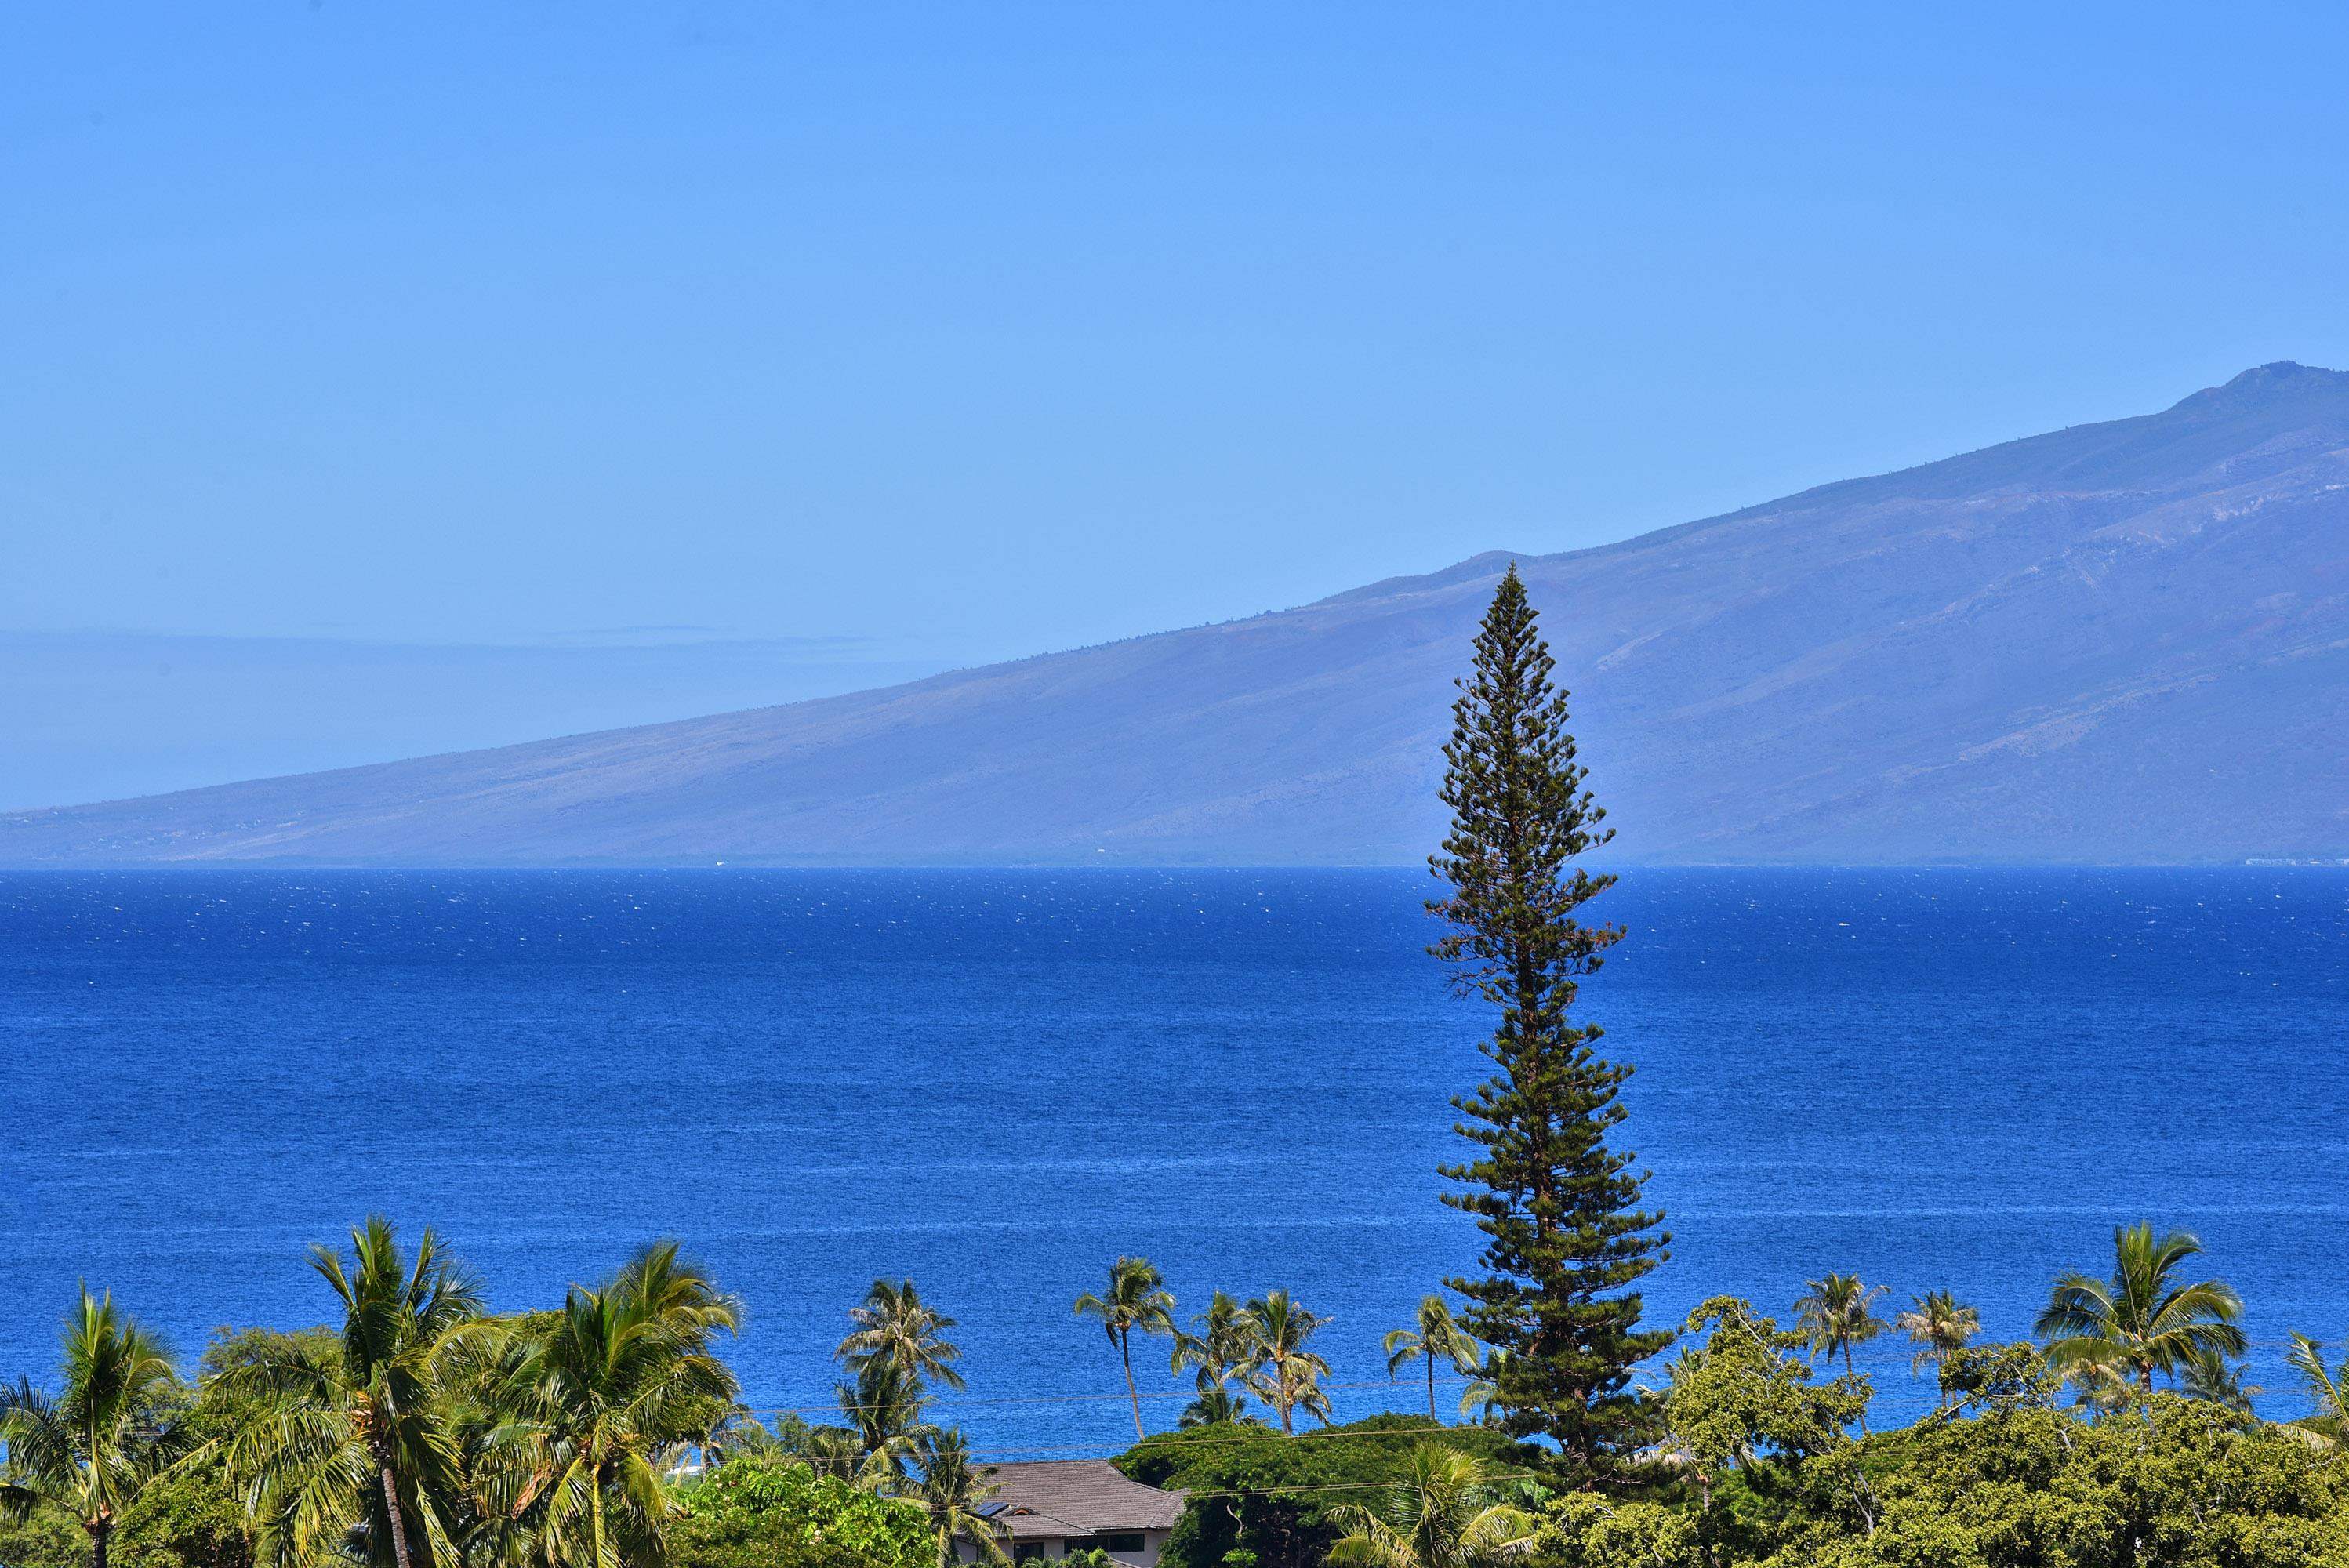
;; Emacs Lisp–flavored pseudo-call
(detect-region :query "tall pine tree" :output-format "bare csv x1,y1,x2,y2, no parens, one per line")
1429,564,1669,1480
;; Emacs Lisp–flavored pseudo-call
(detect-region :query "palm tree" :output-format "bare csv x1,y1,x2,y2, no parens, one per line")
1171,1292,1257,1399
1072,1258,1177,1442
1892,1291,1979,1410
1171,1293,1264,1429
0,1288,191,1568
1384,1297,1479,1421
1644,1345,1728,1512
2180,1347,2258,1417
476,1241,741,1568
910,1428,1005,1568
1178,1385,1254,1428
2063,1359,2140,1418
1240,1291,1332,1437
837,1280,966,1393
837,1358,932,1485
695,1406,776,1472
2285,1332,2348,1450
798,1424,893,1492
229,1218,488,1568
1793,1275,1888,1377
1456,1346,1512,1428
1792,1274,1887,1432
2035,1223,2246,1397
1324,1443,1540,1567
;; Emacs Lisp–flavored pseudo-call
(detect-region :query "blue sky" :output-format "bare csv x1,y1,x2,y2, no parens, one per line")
5,2,2347,803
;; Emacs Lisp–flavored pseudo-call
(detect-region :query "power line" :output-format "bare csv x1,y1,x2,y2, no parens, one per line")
736,1374,1480,1419
965,1423,1479,1459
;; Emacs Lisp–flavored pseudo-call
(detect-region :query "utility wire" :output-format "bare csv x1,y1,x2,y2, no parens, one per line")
737,1374,1479,1419
964,1423,1482,1459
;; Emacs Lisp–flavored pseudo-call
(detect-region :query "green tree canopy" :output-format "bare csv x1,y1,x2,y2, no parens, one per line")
476,1241,742,1568
1121,1415,1523,1568
671,1455,930,1568
1324,1442,1541,1568
1073,1258,1177,1442
1238,1291,1334,1437
2035,1223,2246,1397
0,1289,192,1568
1384,1297,1481,1422
225,1218,488,1568
1791,1275,1887,1432
1891,1291,1979,1410
836,1282,964,1395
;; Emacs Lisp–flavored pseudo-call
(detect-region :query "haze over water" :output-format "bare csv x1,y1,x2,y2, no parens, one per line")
4,868,2343,1454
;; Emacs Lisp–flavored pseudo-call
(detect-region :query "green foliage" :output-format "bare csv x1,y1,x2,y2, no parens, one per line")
1537,1323,2349,1568
1662,1299,1866,1473
1383,1298,1480,1423
1937,1341,2062,1415
0,1498,87,1568
1891,1291,1980,1410
108,1464,248,1568
14,1225,2349,1568
837,1280,964,1393
0,1287,194,1568
1173,1292,1258,1399
474,1241,742,1568
105,1327,345,1568
2035,1223,2246,1397
908,1428,1005,1566
0,1323,324,1568
1653,1296,1871,1555
1236,1292,1334,1438
1793,1276,1887,1369
671,1456,930,1568
1073,1258,1178,1442
1760,1397,2349,1567
2285,1330,2349,1449
223,1218,488,1568
1535,1494,1704,1568
1323,1442,1542,1566
830,1357,929,1489
1178,1385,1259,1429
1119,1414,1523,1568
1427,564,1669,1478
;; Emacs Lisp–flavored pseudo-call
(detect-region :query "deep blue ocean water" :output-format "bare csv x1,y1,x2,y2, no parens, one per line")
4,868,2344,1457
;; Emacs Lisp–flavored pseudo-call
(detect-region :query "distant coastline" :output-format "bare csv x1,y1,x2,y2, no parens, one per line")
6,363,2344,870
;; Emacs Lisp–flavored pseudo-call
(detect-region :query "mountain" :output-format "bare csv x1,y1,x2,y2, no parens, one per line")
8,362,2347,866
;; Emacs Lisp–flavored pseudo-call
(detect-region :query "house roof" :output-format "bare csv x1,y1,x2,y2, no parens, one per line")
971,1460,1185,1534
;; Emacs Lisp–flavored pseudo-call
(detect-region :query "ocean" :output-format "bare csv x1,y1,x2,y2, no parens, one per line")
3,867,2344,1455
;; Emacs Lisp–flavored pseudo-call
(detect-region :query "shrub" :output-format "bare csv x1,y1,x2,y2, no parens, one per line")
1117,1414,1531,1568
671,1455,932,1568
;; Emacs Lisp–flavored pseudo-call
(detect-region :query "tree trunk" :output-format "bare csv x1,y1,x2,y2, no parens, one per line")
1120,1331,1143,1441
89,1523,110,1568
379,1465,416,1568
1426,1357,1437,1420
1845,1341,1869,1436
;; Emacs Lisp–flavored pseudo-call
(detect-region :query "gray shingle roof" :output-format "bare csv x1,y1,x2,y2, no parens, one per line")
973,1460,1185,1534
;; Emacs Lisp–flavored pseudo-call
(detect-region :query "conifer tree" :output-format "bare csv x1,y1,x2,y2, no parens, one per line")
1428,564,1669,1480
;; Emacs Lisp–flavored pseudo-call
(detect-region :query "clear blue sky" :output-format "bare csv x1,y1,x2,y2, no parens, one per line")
6,3,2347,802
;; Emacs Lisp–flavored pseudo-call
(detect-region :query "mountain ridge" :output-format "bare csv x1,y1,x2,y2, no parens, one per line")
8,363,2346,866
